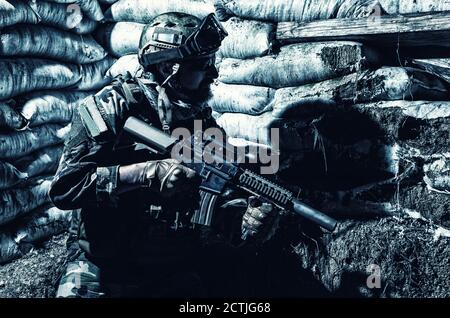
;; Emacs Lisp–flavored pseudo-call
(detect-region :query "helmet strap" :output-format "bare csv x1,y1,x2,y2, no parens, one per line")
156,86,172,134
157,63,180,133
161,63,180,87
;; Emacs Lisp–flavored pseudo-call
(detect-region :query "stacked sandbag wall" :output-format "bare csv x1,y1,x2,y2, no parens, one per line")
0,0,116,264
1,0,449,297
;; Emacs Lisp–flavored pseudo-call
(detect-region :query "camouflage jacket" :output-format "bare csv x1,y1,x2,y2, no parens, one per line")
49,73,244,262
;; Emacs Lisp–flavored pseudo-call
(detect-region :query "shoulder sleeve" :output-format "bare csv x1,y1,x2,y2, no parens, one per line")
78,82,133,140
49,84,131,211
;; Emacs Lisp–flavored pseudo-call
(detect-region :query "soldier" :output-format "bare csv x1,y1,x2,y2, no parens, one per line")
50,12,278,298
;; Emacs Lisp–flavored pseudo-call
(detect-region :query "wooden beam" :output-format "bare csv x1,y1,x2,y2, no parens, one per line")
407,58,450,82
277,12,450,50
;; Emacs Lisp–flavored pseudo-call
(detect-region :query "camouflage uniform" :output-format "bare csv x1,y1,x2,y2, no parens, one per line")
50,71,250,298
56,251,104,298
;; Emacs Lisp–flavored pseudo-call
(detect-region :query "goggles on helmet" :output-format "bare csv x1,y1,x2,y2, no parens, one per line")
139,13,228,67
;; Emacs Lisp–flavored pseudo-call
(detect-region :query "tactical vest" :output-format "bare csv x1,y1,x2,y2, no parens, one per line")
65,72,219,260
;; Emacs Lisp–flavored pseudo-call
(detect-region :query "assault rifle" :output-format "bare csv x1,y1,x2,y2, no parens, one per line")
123,116,337,232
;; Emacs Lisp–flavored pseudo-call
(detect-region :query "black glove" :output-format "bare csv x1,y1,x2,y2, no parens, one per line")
241,196,279,243
119,159,200,198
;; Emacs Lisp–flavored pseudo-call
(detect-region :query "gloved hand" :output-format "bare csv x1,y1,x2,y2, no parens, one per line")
241,196,279,243
119,159,200,198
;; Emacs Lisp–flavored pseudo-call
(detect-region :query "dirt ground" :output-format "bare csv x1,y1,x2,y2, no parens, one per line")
0,216,448,298
0,233,68,298
294,216,450,298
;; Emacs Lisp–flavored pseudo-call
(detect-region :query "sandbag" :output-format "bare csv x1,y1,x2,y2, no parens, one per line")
14,205,72,246
106,54,141,78
215,0,381,22
217,112,275,146
0,124,70,159
78,57,116,90
218,42,378,88
210,82,274,115
271,67,450,118
0,58,115,100
218,18,274,59
0,58,81,99
0,25,107,64
0,177,53,226
105,0,215,23
15,145,64,178
424,158,450,193
76,0,104,21
218,112,323,152
0,145,63,190
0,232,21,265
95,22,145,57
0,161,27,190
0,0,98,34
379,0,450,15
17,91,92,126
0,0,13,11
351,67,450,102
0,100,27,131
0,59,79,100
0,205,72,264
71,17,98,34
45,0,104,21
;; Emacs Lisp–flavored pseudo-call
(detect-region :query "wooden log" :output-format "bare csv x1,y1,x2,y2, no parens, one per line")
407,58,450,83
277,12,450,50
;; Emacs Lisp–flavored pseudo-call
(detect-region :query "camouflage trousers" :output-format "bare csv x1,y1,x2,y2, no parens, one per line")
56,252,105,298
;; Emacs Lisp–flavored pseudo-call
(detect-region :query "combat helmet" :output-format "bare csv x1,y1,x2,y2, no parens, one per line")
138,12,228,68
